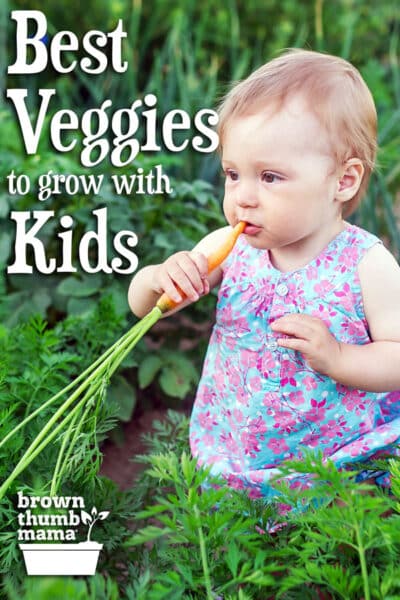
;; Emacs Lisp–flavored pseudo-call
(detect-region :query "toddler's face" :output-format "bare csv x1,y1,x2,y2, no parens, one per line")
221,96,342,255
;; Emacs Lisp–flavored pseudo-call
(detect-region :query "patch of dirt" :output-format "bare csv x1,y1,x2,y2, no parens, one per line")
100,409,180,489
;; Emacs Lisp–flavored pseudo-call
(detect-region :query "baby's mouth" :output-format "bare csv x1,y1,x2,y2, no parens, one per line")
243,222,262,235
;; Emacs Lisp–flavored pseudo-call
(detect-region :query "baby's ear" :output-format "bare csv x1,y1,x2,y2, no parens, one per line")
336,158,364,204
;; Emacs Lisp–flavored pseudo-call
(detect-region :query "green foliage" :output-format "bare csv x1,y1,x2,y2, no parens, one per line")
0,301,124,496
3,574,120,600
114,415,400,599
2,409,400,599
1,0,399,413
138,350,199,400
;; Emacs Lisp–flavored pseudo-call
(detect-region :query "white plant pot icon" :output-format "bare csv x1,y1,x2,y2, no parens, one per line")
19,541,103,575
18,505,109,576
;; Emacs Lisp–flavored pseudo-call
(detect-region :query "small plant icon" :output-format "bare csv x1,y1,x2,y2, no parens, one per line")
81,506,110,542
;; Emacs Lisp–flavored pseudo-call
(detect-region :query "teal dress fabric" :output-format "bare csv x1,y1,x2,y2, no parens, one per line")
189,223,400,499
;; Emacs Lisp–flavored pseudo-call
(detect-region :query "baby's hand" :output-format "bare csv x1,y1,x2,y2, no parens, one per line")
271,314,342,376
152,251,210,304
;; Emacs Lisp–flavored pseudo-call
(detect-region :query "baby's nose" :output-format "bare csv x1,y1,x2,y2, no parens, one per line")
236,194,258,208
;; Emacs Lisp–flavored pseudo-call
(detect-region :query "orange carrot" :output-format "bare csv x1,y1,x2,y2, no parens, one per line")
156,221,246,313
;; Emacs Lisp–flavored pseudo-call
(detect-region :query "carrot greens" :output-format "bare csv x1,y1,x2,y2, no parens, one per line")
0,224,245,500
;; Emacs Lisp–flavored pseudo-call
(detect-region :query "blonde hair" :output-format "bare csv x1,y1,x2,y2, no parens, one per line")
217,49,377,216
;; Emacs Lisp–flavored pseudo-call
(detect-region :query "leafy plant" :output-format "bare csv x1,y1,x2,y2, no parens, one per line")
138,350,199,400
81,506,110,542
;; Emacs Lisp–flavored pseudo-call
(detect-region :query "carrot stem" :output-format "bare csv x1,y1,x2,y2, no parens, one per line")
0,307,162,500
1,220,245,498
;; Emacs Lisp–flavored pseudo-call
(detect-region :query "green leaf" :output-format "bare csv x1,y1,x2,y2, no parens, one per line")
126,525,173,546
0,232,11,266
180,451,197,487
138,355,163,388
0,195,9,218
57,274,103,297
159,365,192,399
66,297,97,316
225,541,241,577
164,351,199,382
106,374,136,422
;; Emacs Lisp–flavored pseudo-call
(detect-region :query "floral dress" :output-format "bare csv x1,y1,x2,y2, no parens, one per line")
189,223,400,499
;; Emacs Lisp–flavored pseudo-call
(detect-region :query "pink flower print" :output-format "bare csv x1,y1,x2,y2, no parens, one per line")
213,371,226,394
198,433,215,449
320,420,342,440
242,282,274,317
311,304,337,328
343,390,368,415
336,381,348,395
208,454,224,465
267,437,289,455
341,320,368,341
333,282,354,311
302,376,317,391
257,351,276,378
240,431,261,457
219,304,249,331
198,411,218,431
336,414,351,436
278,282,298,305
196,386,216,407
226,362,242,387
253,280,275,316
378,423,397,436
288,390,306,406
347,437,372,457
236,387,249,406
248,416,268,436
273,410,297,434
314,279,334,296
304,398,327,422
226,335,238,351
189,436,199,454
301,432,321,447
277,502,293,516
239,348,256,371
358,420,371,434
306,265,319,280
338,246,359,271
315,253,334,270
219,432,240,454
263,392,281,410
248,487,263,499
233,408,244,423
289,478,312,491
281,359,297,387
225,473,245,490
248,376,262,393
240,283,258,304
248,471,265,484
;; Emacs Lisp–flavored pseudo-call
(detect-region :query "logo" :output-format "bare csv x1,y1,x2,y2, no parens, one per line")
17,491,110,576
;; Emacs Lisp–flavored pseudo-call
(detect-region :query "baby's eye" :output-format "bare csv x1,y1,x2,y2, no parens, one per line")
224,168,239,181
261,171,281,183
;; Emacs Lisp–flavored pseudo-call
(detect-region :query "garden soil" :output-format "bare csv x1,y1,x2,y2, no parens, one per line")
100,409,187,489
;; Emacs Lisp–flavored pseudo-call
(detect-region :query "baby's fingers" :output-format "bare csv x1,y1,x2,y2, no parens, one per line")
189,251,210,294
156,270,185,304
166,253,205,301
271,317,312,340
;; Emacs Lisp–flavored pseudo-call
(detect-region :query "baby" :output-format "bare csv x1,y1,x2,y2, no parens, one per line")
129,49,400,499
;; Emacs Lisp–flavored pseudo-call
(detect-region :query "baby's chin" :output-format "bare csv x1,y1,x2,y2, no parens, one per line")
243,233,271,250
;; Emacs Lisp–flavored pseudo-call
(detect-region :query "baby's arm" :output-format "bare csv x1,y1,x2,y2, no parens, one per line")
330,243,400,390
128,226,231,318
272,244,400,392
